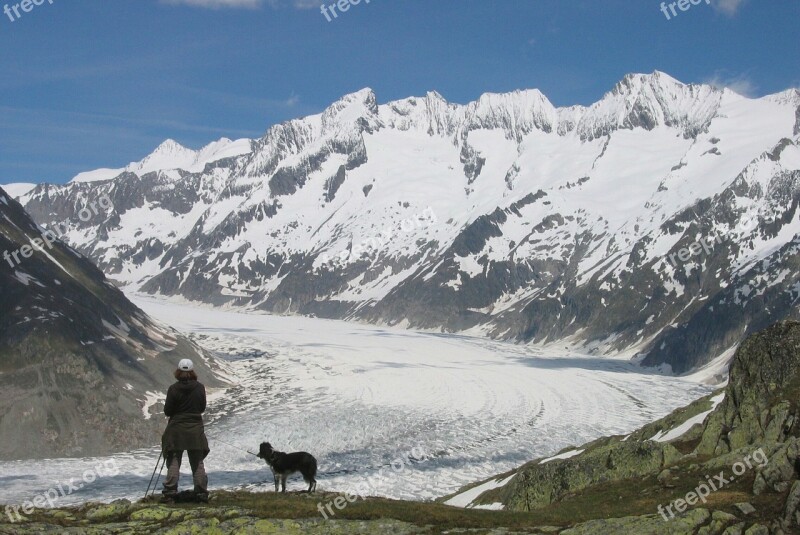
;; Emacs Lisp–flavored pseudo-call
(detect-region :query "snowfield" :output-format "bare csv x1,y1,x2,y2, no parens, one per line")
0,297,714,507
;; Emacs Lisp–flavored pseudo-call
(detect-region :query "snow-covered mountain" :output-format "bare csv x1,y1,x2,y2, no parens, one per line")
16,71,800,373
70,137,252,183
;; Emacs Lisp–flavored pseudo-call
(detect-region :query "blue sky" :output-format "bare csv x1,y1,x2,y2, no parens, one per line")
0,0,797,184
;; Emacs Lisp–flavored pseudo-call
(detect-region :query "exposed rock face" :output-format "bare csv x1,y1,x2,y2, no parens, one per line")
698,321,800,456
559,509,712,535
0,187,227,460
503,439,682,511
14,74,800,373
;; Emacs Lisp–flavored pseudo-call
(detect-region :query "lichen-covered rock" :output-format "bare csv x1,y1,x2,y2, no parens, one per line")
49,510,77,521
129,505,180,522
501,438,682,511
722,523,745,535
697,511,739,535
697,322,800,457
752,438,799,495
742,524,769,535
158,517,223,534
84,500,133,521
782,480,800,527
658,468,674,485
0,510,435,535
217,518,429,534
560,508,710,535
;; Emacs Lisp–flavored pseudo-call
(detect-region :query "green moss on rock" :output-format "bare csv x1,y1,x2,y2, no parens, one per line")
502,439,682,511
560,509,710,535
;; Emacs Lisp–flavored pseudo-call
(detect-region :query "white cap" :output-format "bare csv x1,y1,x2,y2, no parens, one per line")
178,359,194,371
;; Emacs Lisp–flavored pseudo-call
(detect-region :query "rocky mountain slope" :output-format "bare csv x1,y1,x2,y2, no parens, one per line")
11,72,800,373
0,186,227,460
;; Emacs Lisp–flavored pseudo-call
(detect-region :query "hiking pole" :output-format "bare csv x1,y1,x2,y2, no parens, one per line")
151,455,167,498
145,416,173,499
144,451,163,499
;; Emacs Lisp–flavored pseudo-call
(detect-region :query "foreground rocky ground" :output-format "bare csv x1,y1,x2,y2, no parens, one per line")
0,491,771,534
0,486,791,534
3,321,800,534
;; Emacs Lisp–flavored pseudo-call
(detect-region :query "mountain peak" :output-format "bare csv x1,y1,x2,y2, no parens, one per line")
570,71,723,140
320,88,379,134
613,71,689,96
152,139,191,155
330,88,378,111
764,87,800,105
426,90,446,102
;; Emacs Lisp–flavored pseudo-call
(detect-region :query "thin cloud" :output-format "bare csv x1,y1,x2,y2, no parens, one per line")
161,0,318,8
161,0,261,8
0,105,263,139
172,85,302,111
704,72,757,97
711,0,748,16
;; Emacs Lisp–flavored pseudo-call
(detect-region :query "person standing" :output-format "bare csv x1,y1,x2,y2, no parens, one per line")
161,359,210,503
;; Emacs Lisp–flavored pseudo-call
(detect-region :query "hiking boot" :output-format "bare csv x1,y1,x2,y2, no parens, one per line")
160,493,177,504
194,492,209,503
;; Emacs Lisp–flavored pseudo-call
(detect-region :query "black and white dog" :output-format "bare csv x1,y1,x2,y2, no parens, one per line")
257,442,318,493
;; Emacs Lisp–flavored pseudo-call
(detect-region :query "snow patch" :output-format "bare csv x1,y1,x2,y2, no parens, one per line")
649,393,725,443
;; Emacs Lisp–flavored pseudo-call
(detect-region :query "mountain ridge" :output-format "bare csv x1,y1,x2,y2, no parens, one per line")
65,70,757,184
10,71,800,374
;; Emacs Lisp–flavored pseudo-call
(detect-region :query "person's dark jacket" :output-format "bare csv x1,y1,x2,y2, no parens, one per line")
161,380,209,456
164,379,207,417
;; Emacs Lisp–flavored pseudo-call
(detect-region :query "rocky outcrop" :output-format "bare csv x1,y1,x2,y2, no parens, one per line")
559,509,713,535
503,439,682,511
0,187,228,460
697,321,800,456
